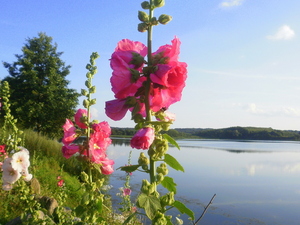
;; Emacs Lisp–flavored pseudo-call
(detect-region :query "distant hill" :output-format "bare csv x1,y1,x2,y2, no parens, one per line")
111,126,300,141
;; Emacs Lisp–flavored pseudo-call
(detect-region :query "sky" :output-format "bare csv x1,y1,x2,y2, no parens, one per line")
1,0,300,130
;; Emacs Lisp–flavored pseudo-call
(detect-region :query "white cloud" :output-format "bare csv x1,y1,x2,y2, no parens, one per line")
219,0,244,8
243,103,300,117
90,107,99,119
267,25,295,40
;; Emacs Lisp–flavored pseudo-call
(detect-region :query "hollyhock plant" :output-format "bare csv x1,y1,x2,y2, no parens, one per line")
130,127,155,150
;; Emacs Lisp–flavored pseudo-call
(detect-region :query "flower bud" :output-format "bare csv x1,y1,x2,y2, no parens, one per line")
157,163,168,175
86,72,92,78
138,152,149,166
129,68,141,83
151,17,159,26
160,192,175,207
81,89,88,96
131,52,145,68
125,96,137,107
89,86,96,94
132,113,144,123
158,14,172,25
85,80,92,88
141,179,151,194
148,183,156,195
141,1,150,9
156,173,164,183
90,98,96,105
83,99,90,108
138,23,148,32
138,11,149,22
153,0,165,8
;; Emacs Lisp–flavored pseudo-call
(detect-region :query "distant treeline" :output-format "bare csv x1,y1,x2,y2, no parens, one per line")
111,126,300,141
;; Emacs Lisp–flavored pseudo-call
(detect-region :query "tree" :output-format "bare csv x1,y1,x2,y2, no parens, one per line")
2,32,80,138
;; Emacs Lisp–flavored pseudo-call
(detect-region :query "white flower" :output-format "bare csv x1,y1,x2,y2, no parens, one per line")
2,158,21,184
11,148,30,172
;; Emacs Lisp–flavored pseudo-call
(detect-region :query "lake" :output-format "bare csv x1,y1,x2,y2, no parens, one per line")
107,138,300,225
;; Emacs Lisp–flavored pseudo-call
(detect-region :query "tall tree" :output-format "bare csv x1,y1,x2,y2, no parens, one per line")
2,32,80,138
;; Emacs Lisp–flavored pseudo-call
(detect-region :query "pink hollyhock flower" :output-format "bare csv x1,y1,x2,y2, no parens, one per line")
130,127,155,150
62,145,80,159
150,61,187,111
2,158,21,184
62,119,77,145
0,145,5,154
105,99,129,121
110,39,147,99
153,36,181,64
74,109,88,129
100,157,114,175
89,121,112,154
123,188,132,196
57,179,64,187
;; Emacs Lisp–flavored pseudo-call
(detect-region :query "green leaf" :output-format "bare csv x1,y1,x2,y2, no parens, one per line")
95,198,102,213
164,154,185,172
118,164,140,173
75,205,85,217
161,176,177,194
173,200,195,220
122,212,137,225
163,133,180,150
137,193,162,220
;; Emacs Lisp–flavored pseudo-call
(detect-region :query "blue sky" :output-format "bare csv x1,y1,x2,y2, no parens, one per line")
1,0,300,130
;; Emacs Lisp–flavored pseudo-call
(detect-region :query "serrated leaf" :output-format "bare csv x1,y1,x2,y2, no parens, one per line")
173,200,195,220
161,176,177,194
137,193,162,220
118,164,140,173
163,133,180,150
164,154,184,172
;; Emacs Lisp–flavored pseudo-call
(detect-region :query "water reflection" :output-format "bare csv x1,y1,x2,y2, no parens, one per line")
108,138,300,224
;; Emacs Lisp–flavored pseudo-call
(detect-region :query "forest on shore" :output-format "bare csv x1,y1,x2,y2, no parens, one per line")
111,126,300,141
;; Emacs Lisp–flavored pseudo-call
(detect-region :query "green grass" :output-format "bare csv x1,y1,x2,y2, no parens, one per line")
0,129,143,224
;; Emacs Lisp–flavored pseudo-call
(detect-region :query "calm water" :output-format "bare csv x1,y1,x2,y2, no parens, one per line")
107,138,300,225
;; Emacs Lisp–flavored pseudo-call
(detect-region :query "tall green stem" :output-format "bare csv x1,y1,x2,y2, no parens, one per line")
146,1,156,184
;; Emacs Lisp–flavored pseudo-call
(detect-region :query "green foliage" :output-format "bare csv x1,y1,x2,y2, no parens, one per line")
137,193,162,220
2,32,80,138
193,126,300,140
172,201,195,220
161,176,177,194
164,154,184,172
